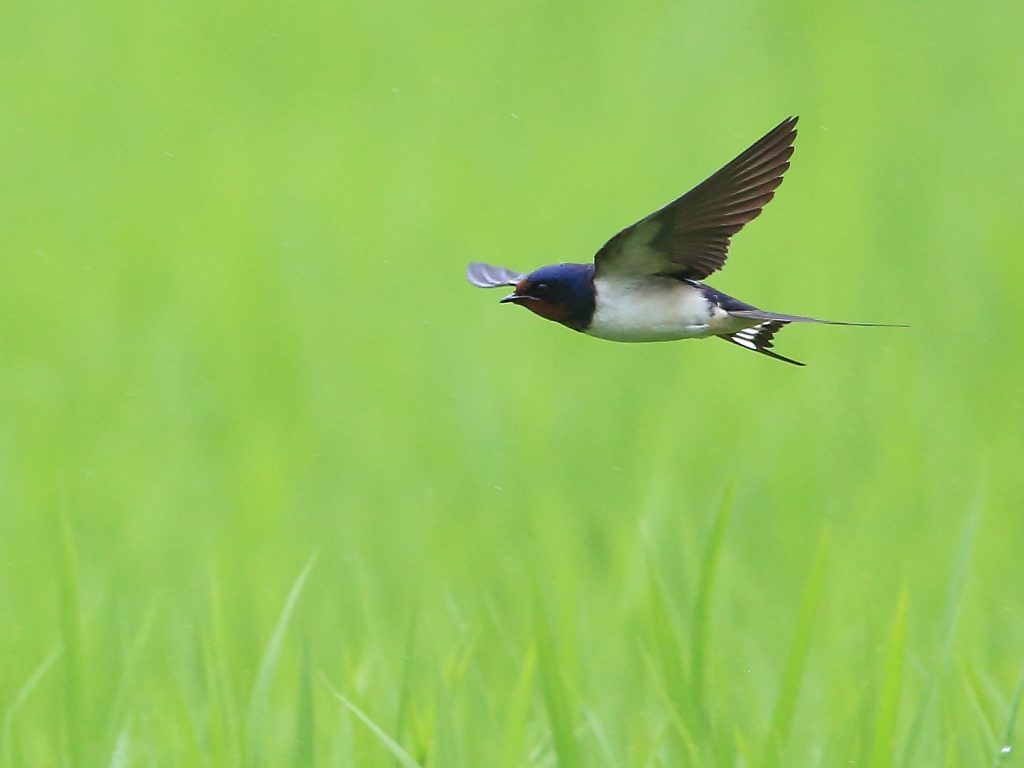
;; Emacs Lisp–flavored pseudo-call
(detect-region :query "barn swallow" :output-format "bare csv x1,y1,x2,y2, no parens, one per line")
467,116,899,365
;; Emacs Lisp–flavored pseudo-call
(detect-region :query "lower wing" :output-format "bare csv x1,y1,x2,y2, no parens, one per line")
466,262,523,288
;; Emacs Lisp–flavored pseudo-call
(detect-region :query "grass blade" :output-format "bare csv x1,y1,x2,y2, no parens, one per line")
646,566,688,723
2,645,62,768
294,641,315,768
960,662,1000,751
56,495,84,768
322,677,423,768
637,643,704,765
993,666,1024,767
901,500,980,765
533,593,582,768
108,727,130,768
690,485,734,716
760,531,828,768
246,553,318,765
869,587,908,767
500,646,537,768
392,609,419,759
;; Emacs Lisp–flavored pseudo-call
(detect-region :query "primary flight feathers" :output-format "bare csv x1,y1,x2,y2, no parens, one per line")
595,116,798,281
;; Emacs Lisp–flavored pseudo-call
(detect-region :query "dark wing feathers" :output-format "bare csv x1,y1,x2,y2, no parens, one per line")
718,320,805,366
595,116,798,280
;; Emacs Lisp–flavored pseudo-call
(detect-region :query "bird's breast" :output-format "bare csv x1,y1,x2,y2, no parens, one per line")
586,277,717,342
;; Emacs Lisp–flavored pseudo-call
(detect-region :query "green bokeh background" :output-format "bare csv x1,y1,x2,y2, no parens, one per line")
2,0,1022,765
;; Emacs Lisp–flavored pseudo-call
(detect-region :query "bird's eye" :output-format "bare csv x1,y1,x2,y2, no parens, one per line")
533,282,549,294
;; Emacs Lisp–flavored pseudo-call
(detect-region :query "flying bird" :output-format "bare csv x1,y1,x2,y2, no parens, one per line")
467,116,898,365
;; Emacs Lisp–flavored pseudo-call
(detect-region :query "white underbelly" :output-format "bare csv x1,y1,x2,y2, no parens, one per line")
587,277,719,342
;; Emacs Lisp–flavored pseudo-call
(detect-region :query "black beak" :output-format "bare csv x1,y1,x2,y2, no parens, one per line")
501,293,537,304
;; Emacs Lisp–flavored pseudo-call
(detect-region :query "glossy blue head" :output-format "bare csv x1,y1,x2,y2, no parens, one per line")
500,262,596,331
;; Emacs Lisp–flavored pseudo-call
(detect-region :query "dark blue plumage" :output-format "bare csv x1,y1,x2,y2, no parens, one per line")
499,263,596,331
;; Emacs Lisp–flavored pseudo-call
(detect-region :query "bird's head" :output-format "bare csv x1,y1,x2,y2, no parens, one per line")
499,263,596,331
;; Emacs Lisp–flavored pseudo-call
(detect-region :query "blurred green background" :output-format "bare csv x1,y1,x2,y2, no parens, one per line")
2,0,1022,765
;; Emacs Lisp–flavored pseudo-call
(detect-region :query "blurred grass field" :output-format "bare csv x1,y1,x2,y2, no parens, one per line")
2,0,1023,765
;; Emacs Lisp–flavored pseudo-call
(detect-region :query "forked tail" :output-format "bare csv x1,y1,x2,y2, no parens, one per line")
719,310,906,366
719,320,804,365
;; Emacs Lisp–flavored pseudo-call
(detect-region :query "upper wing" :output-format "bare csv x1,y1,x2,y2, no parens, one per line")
466,262,523,288
594,116,798,281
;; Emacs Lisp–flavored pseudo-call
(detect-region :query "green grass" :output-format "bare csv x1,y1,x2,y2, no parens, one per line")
2,0,1023,765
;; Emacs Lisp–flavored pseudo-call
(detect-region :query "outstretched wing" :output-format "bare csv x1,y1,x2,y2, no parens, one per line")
466,262,523,288
718,320,804,366
594,117,798,281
